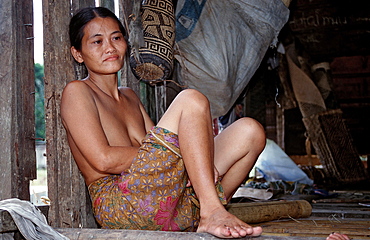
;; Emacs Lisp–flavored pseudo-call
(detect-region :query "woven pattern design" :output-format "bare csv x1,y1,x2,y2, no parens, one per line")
130,0,175,82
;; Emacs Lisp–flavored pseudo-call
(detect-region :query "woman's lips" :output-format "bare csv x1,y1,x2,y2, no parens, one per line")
104,55,119,61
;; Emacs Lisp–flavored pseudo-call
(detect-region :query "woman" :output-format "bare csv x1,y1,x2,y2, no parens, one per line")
61,7,265,238
327,233,351,240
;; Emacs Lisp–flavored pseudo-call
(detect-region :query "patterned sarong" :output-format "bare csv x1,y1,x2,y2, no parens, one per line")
88,126,226,231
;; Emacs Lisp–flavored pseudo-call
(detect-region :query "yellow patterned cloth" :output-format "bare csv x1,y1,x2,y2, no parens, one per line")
88,126,226,231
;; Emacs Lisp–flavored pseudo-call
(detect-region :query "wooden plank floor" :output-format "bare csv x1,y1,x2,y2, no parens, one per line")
254,217,369,239
2,192,369,239
250,200,370,239
56,200,369,240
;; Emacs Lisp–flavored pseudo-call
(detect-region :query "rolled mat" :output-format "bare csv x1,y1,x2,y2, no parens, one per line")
226,200,312,223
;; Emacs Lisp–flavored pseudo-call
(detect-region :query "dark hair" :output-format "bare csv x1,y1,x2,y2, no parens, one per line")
69,7,126,50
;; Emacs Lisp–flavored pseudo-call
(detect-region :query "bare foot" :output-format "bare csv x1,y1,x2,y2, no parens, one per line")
326,232,351,240
196,207,262,238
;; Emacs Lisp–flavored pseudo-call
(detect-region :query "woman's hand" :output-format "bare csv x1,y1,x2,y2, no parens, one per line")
214,166,220,184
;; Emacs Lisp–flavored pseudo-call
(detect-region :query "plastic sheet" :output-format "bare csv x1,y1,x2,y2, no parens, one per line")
174,0,290,117
255,139,314,185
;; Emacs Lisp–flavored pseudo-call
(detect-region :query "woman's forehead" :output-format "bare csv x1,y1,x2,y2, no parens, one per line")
84,17,120,37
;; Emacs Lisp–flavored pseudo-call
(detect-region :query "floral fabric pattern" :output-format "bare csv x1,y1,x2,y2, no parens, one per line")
88,126,227,232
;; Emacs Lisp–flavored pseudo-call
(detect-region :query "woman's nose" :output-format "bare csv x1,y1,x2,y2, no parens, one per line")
105,40,116,53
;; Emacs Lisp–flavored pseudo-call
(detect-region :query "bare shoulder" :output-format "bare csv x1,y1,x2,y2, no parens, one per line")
61,80,97,120
61,80,96,104
62,80,91,97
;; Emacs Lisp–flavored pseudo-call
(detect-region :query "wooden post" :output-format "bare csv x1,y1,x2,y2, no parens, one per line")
71,0,96,81
119,0,140,93
0,0,36,201
101,0,115,11
43,0,97,228
119,0,158,121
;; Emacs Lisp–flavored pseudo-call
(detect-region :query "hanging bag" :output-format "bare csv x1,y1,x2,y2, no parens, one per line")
129,0,175,83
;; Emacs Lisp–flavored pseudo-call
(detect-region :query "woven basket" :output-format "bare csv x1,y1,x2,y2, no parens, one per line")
129,0,175,82
302,109,368,183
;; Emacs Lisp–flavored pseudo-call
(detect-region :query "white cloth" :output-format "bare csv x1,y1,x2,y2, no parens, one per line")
0,198,68,240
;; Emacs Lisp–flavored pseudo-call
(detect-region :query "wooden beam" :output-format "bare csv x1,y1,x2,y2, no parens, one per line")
55,228,326,240
259,218,370,239
0,205,49,233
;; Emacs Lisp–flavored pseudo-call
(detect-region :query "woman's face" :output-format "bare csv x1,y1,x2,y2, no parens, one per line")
72,17,127,75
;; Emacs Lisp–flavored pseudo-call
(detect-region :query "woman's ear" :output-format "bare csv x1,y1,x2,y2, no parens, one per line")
71,47,84,63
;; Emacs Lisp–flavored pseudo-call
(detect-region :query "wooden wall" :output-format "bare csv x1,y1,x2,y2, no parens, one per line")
331,56,370,155
288,0,370,62
0,0,36,201
280,0,370,156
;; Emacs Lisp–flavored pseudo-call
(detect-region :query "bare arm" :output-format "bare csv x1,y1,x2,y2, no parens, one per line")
61,81,138,175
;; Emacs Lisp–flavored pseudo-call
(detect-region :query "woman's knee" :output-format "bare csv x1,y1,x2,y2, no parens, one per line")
234,117,266,150
175,89,210,112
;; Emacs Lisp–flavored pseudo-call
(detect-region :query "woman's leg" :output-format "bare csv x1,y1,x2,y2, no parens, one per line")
157,89,262,238
214,117,266,201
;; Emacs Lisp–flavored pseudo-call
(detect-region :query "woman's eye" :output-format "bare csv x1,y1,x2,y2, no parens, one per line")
93,40,102,44
113,36,121,41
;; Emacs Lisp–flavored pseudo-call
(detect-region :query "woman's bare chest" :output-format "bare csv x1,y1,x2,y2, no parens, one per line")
97,100,147,146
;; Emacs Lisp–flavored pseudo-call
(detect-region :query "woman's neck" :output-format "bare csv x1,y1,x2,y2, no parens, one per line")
87,73,120,100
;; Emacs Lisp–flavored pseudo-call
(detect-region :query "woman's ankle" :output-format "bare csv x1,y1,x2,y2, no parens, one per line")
199,201,226,218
